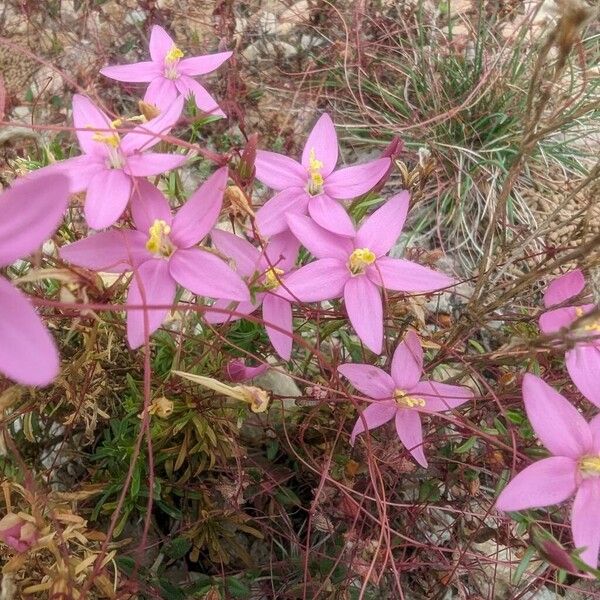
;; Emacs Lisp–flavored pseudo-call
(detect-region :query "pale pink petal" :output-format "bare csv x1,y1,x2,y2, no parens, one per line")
337,363,395,399
307,194,355,237
130,181,173,233
225,358,268,382
100,62,159,83
60,230,148,272
539,305,588,334
169,247,250,301
143,77,179,111
410,381,473,412
23,155,101,194
566,345,600,409
254,150,307,190
178,51,232,76
204,299,259,324
176,76,225,117
301,113,338,177
0,277,59,386
149,25,175,62
264,231,301,272
544,269,586,308
495,456,578,511
368,257,455,293
255,188,309,237
125,153,187,177
280,259,347,302
211,229,260,278
324,158,390,200
571,478,600,569
590,413,600,453
171,168,227,248
344,276,383,354
72,94,112,157
355,191,410,256
263,294,293,361
395,409,427,467
350,401,397,445
84,169,132,229
127,259,176,349
522,373,593,458
391,330,423,390
286,213,353,260
0,174,70,267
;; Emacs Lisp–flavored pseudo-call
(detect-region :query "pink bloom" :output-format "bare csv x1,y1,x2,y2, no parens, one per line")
539,269,600,408
60,169,250,348
0,174,70,386
206,229,300,360
100,25,231,117
496,374,600,569
281,192,454,354
225,359,269,382
254,113,390,237
338,331,472,466
31,94,186,230
0,513,38,553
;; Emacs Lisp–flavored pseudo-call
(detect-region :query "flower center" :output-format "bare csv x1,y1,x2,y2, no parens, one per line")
146,219,174,257
90,119,125,169
348,248,376,275
262,267,285,291
574,307,600,333
164,45,184,79
307,148,324,195
580,455,600,478
393,388,425,409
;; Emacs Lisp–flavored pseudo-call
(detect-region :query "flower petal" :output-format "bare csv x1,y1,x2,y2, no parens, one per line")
143,77,178,111
301,113,339,177
84,169,132,229
307,194,355,237
280,259,347,302
130,181,173,233
368,257,455,293
410,381,473,412
255,188,309,237
125,153,187,178
127,259,176,349
149,25,175,62
324,158,390,200
254,150,307,190
169,247,250,301
495,456,578,511
355,191,409,256
337,363,395,400
344,276,383,354
539,306,581,334
391,330,423,390
171,168,227,248
204,299,258,324
211,229,260,278
395,409,427,467
72,94,112,157
566,345,600,409
263,294,293,361
590,413,600,454
60,230,148,272
544,269,586,308
350,401,397,445
522,373,593,458
176,76,225,117
286,213,353,260
264,231,301,272
100,61,159,83
0,173,70,267
178,51,233,76
0,277,59,386
572,478,600,569
24,156,101,194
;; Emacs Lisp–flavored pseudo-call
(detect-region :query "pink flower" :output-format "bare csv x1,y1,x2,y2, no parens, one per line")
100,25,231,117
206,230,300,360
60,169,250,348
225,359,269,382
539,269,600,408
254,113,390,237
0,174,70,386
0,513,38,553
32,94,186,230
496,374,600,569
338,331,472,466
281,192,454,354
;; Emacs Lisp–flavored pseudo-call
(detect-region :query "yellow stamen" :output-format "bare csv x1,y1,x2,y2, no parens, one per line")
580,456,600,476
166,45,184,62
574,306,600,333
146,219,174,257
348,248,377,275
308,148,324,195
262,267,284,290
91,132,120,147
393,388,426,409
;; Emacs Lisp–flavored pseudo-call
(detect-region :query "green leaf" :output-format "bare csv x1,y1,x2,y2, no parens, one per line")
455,436,477,454
165,536,192,560
512,545,537,585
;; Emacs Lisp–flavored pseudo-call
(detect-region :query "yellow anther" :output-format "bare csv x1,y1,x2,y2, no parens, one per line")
146,219,173,257
307,148,325,195
262,267,284,290
574,307,600,333
166,45,184,62
348,248,377,275
91,132,120,148
111,118,123,128
580,456,600,476
393,389,426,409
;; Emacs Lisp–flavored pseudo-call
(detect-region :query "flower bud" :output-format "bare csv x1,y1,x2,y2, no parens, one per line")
225,359,269,382
0,513,38,553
